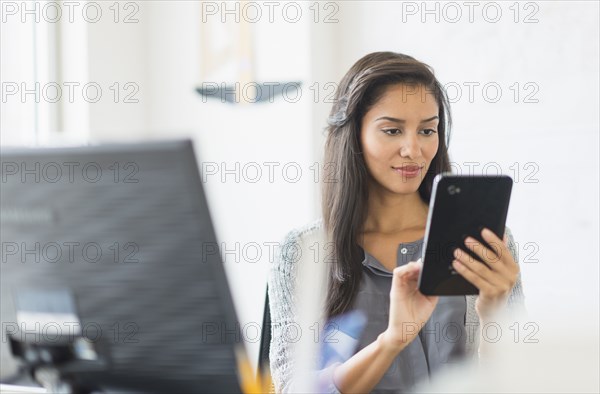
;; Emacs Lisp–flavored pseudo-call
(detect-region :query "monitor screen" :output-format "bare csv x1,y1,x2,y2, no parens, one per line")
0,140,243,393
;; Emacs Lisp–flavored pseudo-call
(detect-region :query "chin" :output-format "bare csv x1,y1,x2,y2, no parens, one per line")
371,171,424,194
386,182,421,195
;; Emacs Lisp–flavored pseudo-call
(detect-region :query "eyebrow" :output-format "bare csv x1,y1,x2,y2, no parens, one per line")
374,116,439,124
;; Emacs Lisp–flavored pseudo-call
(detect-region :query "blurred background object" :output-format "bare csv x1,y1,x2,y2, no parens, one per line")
412,305,600,393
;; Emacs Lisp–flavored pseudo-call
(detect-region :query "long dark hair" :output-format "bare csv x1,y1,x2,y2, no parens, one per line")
321,51,452,318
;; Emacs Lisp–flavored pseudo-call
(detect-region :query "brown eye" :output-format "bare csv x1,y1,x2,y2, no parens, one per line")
383,128,401,136
421,129,438,136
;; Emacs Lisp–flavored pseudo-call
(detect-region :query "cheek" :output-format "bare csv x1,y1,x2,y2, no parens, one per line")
362,133,390,167
424,138,440,161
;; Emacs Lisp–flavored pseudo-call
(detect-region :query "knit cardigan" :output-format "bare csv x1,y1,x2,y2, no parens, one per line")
268,218,526,393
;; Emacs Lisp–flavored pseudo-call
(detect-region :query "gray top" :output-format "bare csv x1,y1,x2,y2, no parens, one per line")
268,218,526,393
354,238,466,393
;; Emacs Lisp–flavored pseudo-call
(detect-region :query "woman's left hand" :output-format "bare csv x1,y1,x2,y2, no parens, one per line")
451,228,519,323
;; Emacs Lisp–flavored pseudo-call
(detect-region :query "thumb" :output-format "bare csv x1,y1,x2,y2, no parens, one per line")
393,260,421,278
392,261,422,290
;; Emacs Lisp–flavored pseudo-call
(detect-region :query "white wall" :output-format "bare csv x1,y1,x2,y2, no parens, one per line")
329,1,600,327
1,6,38,145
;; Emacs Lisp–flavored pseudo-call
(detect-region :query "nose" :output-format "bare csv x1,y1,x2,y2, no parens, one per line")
399,133,421,159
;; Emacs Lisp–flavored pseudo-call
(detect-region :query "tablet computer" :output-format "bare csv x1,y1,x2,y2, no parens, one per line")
417,173,513,296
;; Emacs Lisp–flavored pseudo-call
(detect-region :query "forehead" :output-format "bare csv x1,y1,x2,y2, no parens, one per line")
366,83,439,118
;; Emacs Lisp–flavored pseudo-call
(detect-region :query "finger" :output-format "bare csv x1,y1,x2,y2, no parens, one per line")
453,243,495,273
401,266,422,285
392,263,423,293
392,263,420,287
405,267,421,281
451,259,494,293
481,228,513,264
393,261,421,277
452,248,497,283
482,228,520,277
461,234,507,273
453,253,513,292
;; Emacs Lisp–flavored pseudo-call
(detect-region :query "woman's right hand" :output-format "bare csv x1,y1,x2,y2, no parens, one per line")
381,259,439,351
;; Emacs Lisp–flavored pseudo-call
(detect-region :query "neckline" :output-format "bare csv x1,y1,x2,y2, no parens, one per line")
398,237,425,245
359,238,424,272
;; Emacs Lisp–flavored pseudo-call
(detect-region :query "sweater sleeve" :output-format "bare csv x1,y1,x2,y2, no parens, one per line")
505,226,526,312
465,225,527,358
268,229,300,393
267,226,342,394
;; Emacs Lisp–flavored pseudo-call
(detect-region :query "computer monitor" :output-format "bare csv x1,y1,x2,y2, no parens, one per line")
0,140,243,393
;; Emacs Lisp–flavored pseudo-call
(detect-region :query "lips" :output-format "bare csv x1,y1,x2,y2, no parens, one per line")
392,165,422,171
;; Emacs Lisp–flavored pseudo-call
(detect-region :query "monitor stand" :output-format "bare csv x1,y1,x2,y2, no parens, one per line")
8,334,109,394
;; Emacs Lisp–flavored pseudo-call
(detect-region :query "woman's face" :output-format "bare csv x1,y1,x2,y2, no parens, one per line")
360,83,440,195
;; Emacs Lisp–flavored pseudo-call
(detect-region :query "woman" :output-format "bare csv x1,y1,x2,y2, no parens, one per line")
268,51,525,393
